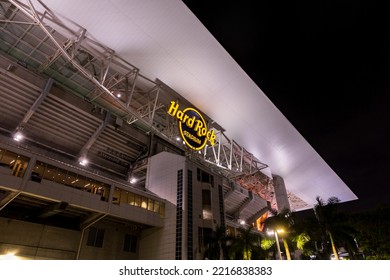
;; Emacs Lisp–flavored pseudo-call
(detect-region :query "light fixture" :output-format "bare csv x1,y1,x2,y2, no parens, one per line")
13,131,24,142
79,157,88,166
130,177,137,184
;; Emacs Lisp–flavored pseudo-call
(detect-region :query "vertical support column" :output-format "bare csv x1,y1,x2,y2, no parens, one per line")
272,174,290,211
20,155,37,190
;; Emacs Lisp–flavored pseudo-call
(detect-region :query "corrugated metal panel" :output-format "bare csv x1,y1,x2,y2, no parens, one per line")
0,71,41,129
25,94,100,153
90,126,143,162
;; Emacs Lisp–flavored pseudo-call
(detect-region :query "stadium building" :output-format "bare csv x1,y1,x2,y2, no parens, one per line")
0,0,357,260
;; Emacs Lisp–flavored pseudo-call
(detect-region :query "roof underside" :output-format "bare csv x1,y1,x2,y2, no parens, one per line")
0,0,358,211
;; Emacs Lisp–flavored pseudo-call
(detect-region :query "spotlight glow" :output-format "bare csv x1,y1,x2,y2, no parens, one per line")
0,252,19,260
13,132,24,142
130,177,137,184
79,158,88,166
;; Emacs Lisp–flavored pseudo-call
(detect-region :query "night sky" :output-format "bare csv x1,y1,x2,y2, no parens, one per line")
183,0,390,213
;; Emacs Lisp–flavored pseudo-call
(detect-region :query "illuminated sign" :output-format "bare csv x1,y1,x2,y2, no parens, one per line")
168,101,216,150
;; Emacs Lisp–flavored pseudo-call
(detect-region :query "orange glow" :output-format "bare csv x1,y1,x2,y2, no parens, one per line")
255,212,269,231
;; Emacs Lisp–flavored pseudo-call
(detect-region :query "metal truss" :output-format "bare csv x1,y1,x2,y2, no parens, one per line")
3,0,271,183
202,130,268,177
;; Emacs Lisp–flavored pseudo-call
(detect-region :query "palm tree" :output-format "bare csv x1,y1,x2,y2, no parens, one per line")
314,196,341,260
228,225,261,260
293,232,311,251
203,225,230,260
264,208,312,260
351,205,390,259
264,208,294,260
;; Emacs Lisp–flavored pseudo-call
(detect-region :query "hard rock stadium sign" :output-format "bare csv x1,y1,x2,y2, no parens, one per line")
167,101,216,151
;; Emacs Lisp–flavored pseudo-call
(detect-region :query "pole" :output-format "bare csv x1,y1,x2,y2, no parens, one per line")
275,231,283,260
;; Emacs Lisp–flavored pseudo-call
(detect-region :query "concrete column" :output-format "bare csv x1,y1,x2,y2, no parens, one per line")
272,174,290,212
20,155,37,190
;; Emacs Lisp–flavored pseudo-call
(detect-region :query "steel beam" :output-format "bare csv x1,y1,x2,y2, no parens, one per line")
8,0,271,185
79,110,111,158
15,77,53,132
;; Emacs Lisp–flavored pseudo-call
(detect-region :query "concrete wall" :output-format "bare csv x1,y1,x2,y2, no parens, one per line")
77,220,139,260
0,217,142,260
141,152,224,260
140,151,185,259
139,202,176,259
0,217,79,259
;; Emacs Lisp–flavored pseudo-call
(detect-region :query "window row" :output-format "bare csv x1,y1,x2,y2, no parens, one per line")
0,148,29,177
87,227,138,253
112,187,165,217
32,161,110,201
197,168,214,185
0,149,165,217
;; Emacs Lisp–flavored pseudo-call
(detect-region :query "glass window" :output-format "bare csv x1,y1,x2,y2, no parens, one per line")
202,190,212,220
120,191,128,204
27,160,110,201
36,162,45,172
31,161,45,182
73,174,86,190
2,151,30,178
53,168,67,184
97,183,109,201
86,227,105,248
148,198,154,211
123,234,137,253
153,201,160,213
67,172,80,188
43,164,57,181
84,178,95,192
128,192,135,206
134,194,141,207
141,196,148,209
91,181,101,194
1,150,15,165
113,187,120,204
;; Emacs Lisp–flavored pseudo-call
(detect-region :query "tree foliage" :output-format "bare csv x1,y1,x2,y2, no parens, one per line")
350,206,390,260
203,198,390,260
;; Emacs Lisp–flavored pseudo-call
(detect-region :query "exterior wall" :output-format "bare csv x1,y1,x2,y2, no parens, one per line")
140,151,185,259
0,217,79,259
77,220,140,260
141,151,224,260
0,217,142,260
138,202,176,259
188,160,224,259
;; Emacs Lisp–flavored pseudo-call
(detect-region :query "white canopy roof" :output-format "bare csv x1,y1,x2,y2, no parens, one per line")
31,0,357,210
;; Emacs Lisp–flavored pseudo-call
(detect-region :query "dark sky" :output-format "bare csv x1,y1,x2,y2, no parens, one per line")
183,0,390,213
